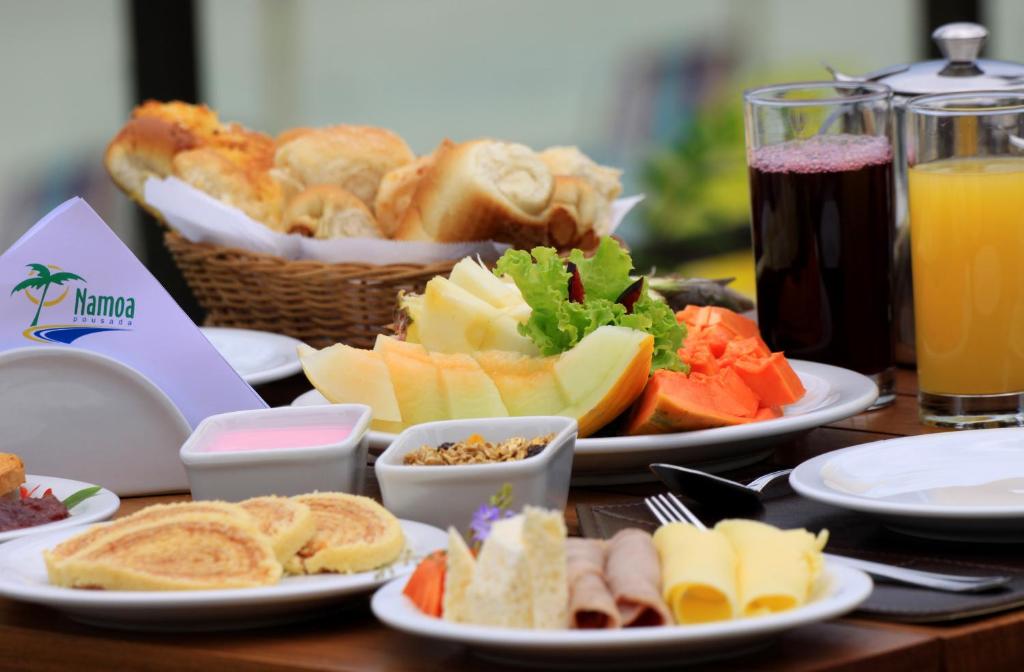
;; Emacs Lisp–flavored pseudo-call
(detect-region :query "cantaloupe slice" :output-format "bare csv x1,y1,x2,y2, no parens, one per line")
624,370,753,435
733,353,806,407
472,351,569,417
554,326,654,437
449,258,526,312
374,336,449,425
431,352,509,419
297,343,402,423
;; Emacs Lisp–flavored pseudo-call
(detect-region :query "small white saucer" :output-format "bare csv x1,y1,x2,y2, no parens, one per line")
201,327,303,386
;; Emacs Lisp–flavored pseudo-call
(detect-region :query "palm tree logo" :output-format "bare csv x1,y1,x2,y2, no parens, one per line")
10,263,86,327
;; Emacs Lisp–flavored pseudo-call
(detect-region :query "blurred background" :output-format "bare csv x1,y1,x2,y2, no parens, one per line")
0,0,1019,315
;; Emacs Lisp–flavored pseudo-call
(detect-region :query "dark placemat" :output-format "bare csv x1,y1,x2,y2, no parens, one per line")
577,484,1024,623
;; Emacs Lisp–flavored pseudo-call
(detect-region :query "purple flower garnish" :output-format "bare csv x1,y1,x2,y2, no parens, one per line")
469,503,515,544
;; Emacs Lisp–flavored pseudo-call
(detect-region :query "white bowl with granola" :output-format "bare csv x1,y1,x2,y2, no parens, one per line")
375,417,576,532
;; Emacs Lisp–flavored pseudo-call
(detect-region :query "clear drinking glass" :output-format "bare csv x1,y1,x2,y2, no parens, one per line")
744,82,896,409
907,91,1024,428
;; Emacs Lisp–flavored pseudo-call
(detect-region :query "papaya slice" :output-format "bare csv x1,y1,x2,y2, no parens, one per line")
732,352,806,407
706,368,760,418
754,405,783,420
679,339,720,376
624,371,752,435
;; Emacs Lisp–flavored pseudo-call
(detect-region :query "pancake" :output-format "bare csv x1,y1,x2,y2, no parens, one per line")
286,493,404,574
46,511,280,590
239,496,317,565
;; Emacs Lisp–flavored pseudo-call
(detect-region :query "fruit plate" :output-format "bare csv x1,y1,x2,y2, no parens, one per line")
0,519,446,631
0,475,120,544
370,561,872,669
293,360,878,483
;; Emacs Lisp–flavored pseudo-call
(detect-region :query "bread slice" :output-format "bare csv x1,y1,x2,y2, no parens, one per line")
465,514,533,627
286,493,404,574
442,527,475,623
0,453,25,499
239,496,317,565
521,506,569,629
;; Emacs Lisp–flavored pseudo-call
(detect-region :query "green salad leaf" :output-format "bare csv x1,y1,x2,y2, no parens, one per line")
61,485,102,510
494,238,686,373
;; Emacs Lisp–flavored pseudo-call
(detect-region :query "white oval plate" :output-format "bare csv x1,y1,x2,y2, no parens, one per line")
0,475,119,544
294,360,878,482
371,561,872,668
791,427,1024,542
0,519,446,631
201,327,303,386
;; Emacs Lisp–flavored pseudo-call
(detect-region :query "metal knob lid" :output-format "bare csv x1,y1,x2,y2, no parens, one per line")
932,22,987,64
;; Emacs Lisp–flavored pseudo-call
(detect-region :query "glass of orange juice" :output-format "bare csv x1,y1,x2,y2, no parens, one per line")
908,91,1024,427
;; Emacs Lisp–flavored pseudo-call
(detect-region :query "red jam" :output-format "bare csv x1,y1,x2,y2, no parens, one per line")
0,493,69,532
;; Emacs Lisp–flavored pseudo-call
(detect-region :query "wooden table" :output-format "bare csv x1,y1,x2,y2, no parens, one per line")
6,370,1024,672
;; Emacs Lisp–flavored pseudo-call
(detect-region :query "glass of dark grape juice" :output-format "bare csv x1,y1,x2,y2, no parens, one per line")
744,81,896,409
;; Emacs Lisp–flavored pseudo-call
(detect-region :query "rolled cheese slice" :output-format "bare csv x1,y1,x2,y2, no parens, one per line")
652,522,738,624
46,513,281,590
239,496,317,565
715,519,828,617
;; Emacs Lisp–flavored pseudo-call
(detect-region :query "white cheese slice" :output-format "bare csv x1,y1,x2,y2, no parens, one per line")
465,515,533,628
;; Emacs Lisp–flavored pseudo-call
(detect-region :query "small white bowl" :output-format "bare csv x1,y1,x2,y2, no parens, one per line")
180,405,371,502
375,417,576,532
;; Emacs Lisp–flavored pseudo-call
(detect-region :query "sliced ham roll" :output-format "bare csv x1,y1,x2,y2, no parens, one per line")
566,538,620,629
606,529,673,627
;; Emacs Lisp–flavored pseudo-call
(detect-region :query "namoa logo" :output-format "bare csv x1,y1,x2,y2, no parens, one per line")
10,263,134,344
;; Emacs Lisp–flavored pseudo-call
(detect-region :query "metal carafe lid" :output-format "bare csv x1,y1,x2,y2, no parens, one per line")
870,23,1024,95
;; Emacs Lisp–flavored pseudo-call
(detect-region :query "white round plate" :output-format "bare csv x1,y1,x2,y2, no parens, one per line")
0,475,119,544
201,327,303,386
0,347,192,495
791,427,1024,542
371,561,872,668
293,360,877,482
0,519,445,631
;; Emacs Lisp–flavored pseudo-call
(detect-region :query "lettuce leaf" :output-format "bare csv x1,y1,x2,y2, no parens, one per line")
494,238,685,372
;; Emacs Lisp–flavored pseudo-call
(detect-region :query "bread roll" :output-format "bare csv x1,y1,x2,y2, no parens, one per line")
396,139,554,246
282,185,383,239
104,116,203,204
545,175,600,248
539,146,622,235
374,140,453,237
172,147,284,228
273,125,415,209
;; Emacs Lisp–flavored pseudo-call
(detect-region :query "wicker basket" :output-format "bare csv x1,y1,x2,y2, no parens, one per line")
164,231,456,349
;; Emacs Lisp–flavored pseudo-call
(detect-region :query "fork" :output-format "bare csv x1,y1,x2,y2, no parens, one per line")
645,492,1012,594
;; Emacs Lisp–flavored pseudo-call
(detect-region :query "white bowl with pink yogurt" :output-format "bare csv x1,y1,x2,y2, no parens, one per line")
179,405,371,501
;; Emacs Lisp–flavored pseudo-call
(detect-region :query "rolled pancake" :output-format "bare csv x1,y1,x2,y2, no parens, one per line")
606,529,671,627
46,513,281,590
239,496,317,565
715,519,828,617
652,522,738,624
565,538,620,629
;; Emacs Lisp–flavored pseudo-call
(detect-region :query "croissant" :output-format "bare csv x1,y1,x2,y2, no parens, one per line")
395,139,555,246
282,185,383,239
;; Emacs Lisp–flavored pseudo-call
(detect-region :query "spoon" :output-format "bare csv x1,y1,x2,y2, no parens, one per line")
648,463,792,511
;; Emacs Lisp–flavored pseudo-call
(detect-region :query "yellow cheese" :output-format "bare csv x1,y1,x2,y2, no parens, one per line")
715,519,828,617
521,507,568,629
652,522,738,624
442,527,475,623
465,516,533,627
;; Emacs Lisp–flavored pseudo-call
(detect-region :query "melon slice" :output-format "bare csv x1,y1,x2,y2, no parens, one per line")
554,326,654,436
297,343,401,423
473,351,569,417
374,336,449,425
432,352,509,419
449,257,526,311
415,277,537,355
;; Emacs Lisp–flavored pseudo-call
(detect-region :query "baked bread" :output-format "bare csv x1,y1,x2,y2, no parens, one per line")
395,139,554,246
373,140,454,237
273,125,415,209
545,175,601,248
172,147,284,228
104,116,203,205
0,454,25,499
46,510,280,591
282,185,383,239
539,146,622,235
286,492,404,574
239,496,317,565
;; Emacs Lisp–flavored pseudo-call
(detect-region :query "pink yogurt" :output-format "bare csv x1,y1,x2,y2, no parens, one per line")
203,425,353,453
